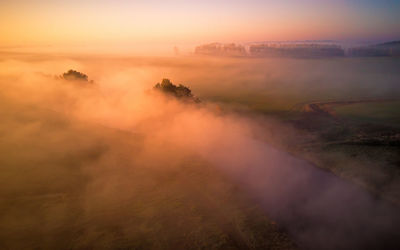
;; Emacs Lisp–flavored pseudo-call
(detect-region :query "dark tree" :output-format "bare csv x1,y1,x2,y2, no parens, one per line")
62,70,90,82
154,78,199,102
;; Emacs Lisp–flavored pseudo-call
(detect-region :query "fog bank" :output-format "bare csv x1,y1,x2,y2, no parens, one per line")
0,54,399,249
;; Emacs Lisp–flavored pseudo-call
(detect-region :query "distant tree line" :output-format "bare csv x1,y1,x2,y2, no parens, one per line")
194,41,400,58
195,43,246,57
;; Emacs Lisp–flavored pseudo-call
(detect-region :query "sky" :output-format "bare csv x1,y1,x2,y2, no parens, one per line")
0,0,399,51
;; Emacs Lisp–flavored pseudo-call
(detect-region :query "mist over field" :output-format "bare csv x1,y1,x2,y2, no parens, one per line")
1,52,399,249
1,0,400,248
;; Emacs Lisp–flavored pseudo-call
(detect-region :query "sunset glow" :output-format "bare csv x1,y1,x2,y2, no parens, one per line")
1,0,399,51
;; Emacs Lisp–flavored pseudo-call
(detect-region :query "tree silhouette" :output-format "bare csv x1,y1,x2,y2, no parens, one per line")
61,70,94,83
154,78,200,102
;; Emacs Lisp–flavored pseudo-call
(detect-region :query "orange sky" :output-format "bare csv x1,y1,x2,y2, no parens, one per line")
1,0,399,52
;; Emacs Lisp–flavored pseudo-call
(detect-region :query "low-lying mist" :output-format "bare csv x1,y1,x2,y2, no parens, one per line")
0,52,399,249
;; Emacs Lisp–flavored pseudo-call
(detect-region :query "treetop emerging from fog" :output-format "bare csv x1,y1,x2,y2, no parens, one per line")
60,70,94,84
154,79,200,102
62,70,88,81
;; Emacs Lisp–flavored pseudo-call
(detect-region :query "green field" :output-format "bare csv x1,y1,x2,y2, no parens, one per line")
334,101,400,126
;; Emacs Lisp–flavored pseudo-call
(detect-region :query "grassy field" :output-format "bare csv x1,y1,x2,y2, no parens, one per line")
0,97,296,249
334,101,400,127
1,53,400,249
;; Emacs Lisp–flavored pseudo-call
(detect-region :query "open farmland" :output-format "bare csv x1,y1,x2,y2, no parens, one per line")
1,52,400,249
334,100,400,126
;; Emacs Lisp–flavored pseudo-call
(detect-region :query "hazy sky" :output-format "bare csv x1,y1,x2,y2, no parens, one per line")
1,0,399,48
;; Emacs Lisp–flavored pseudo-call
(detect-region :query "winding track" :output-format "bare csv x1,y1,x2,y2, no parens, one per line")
301,98,398,118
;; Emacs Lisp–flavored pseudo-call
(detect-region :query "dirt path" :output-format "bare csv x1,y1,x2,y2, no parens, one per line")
303,98,398,118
